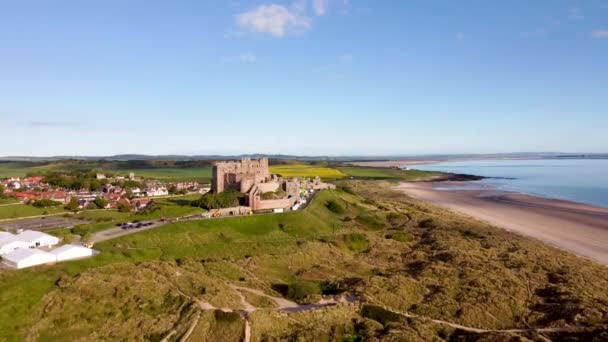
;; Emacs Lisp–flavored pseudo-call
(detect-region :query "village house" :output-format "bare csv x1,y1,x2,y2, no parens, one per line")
145,186,168,197
133,198,154,211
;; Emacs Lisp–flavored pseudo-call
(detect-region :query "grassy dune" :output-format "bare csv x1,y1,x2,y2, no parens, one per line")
0,182,607,341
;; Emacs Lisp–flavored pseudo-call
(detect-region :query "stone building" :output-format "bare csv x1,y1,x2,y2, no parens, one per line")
211,157,335,213
212,157,271,194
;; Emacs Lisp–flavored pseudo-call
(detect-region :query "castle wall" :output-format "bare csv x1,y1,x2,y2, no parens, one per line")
212,157,270,193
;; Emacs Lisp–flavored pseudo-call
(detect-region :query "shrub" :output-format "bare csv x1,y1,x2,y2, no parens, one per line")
418,218,436,228
326,200,345,214
287,280,321,301
192,190,244,210
386,232,412,243
32,199,62,208
319,281,344,295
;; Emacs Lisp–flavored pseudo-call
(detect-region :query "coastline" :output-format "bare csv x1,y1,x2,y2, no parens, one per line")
395,181,608,266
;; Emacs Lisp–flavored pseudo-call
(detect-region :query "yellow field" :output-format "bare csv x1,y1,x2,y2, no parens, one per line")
269,164,346,180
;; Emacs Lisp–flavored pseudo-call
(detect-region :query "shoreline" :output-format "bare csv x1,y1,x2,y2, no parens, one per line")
395,181,608,266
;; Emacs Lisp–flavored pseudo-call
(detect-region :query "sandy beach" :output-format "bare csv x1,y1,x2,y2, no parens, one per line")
395,182,608,266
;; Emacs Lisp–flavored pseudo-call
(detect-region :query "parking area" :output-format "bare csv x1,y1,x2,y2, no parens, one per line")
0,217,88,233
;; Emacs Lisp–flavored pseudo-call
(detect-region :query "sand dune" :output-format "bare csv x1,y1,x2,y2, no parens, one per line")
396,182,608,266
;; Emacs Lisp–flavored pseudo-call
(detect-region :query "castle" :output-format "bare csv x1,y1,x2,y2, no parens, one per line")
212,157,271,194
211,157,335,212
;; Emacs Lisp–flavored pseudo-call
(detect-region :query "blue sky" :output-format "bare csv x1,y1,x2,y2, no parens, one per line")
0,0,607,156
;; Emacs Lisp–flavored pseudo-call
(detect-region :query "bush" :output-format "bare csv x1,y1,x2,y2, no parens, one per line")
419,218,436,228
117,201,132,213
326,200,345,214
319,281,344,295
32,199,62,208
385,232,412,243
192,190,244,210
287,280,321,301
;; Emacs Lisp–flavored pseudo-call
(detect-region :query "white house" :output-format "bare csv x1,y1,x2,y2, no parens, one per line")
16,230,59,248
145,187,168,197
2,248,57,269
0,235,33,256
50,244,94,261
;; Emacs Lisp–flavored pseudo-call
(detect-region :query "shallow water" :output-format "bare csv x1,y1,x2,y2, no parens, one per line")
411,159,608,208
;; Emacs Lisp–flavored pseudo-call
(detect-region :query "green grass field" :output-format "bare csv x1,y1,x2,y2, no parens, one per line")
111,167,212,182
338,166,442,180
0,204,67,220
0,161,212,183
269,164,347,180
0,198,19,205
0,162,40,178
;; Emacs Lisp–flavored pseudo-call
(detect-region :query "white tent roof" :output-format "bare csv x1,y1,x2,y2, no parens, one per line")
50,244,92,256
0,231,14,240
16,230,57,243
2,248,56,263
0,235,25,248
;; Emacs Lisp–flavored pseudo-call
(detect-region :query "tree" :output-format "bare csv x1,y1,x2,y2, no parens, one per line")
93,197,108,209
192,190,243,210
0,184,4,198
32,199,62,208
64,197,81,211
117,201,132,213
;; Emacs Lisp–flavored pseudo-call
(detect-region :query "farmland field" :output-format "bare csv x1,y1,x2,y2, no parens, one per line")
338,166,442,180
109,167,212,182
269,164,346,180
0,162,41,178
0,161,212,183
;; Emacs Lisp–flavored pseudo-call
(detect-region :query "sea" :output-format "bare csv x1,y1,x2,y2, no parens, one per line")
410,159,608,208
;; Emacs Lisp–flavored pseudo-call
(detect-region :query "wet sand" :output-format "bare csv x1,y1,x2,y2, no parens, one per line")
395,182,608,266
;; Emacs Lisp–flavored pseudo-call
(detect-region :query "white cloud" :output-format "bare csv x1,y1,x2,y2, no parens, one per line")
313,0,329,16
223,53,258,64
592,29,608,39
236,4,311,37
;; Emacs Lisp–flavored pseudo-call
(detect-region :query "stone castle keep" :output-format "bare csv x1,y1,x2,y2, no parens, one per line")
211,157,335,212
212,157,271,194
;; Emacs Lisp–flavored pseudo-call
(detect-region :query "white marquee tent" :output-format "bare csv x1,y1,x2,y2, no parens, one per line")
2,248,57,269
16,230,59,248
0,234,33,256
50,244,94,261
